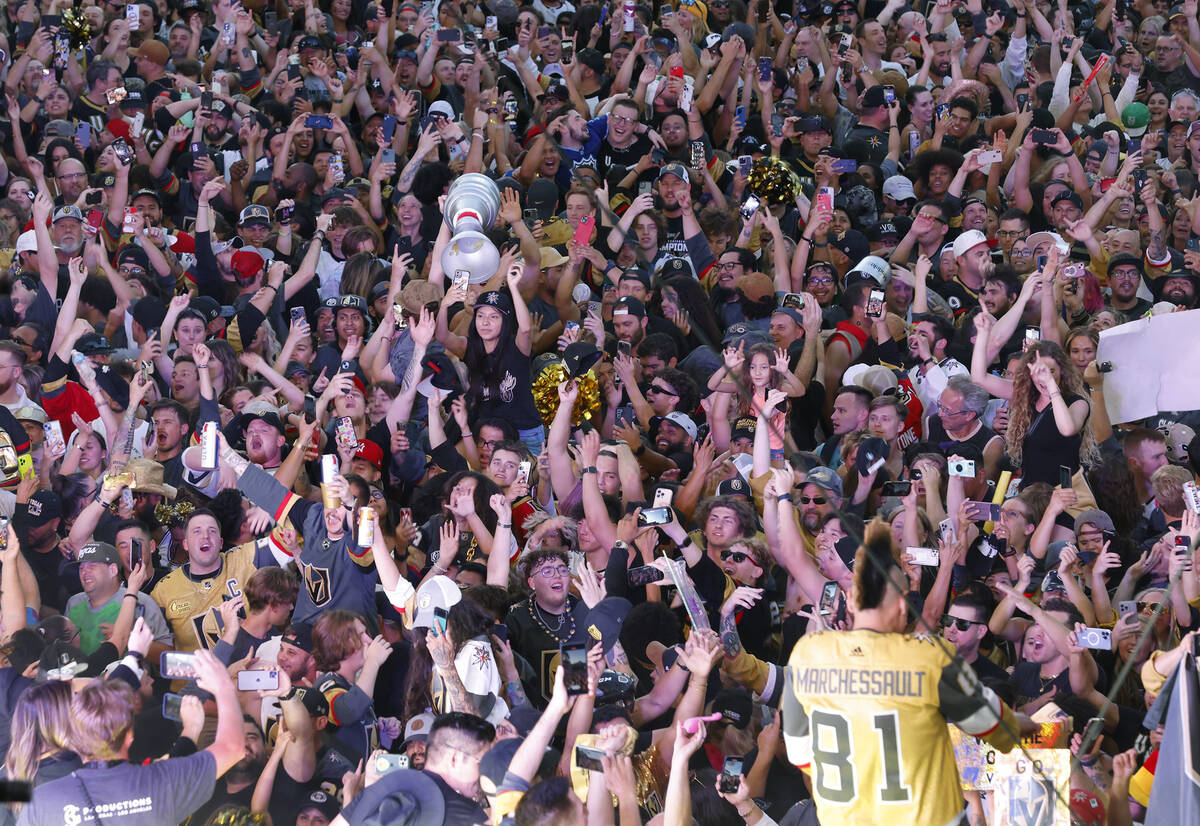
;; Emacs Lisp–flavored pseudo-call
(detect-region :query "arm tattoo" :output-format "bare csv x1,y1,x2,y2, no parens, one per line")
505,678,529,708
438,664,479,716
719,611,743,659
1149,228,1166,261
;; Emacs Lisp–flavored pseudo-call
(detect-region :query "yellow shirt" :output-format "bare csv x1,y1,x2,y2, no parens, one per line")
783,629,1018,826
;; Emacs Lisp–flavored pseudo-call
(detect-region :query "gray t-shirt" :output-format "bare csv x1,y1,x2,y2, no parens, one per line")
17,751,216,826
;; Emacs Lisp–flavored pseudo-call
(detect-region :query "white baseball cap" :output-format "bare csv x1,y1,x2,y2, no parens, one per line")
411,575,462,629
848,255,890,285
882,175,916,201
15,230,36,255
951,229,990,258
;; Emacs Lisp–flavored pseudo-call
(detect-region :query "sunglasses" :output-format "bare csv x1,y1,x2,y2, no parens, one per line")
1138,601,1162,613
720,550,750,563
941,615,984,632
799,496,826,504
647,384,678,396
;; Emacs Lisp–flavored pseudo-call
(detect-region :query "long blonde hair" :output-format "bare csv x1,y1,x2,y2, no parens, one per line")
1005,341,1099,467
6,681,75,797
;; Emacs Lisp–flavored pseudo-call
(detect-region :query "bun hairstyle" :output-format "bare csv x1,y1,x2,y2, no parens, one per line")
853,518,904,612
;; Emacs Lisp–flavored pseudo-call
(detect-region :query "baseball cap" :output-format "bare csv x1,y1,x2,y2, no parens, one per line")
239,204,272,226
1073,509,1115,535
1026,231,1071,255
1121,102,1151,137
715,476,753,499
882,175,916,201
663,411,698,440
848,254,890,285
77,541,120,566
129,38,169,65
52,205,83,224
612,296,647,319
1050,190,1084,211
402,712,435,745
297,790,340,819
657,163,690,184
658,257,693,278
284,360,312,379
711,687,753,729
12,405,45,425
411,575,462,627
804,466,843,499
15,231,37,255
952,229,990,258
25,490,63,528
798,114,833,134
583,597,631,654
76,333,113,355
240,400,286,436
354,439,384,471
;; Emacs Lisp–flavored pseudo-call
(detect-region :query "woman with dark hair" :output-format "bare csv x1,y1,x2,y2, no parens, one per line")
436,265,543,453
659,274,723,350
427,598,508,723
417,471,504,571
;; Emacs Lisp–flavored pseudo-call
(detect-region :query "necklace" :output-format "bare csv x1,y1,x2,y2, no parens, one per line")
529,598,575,643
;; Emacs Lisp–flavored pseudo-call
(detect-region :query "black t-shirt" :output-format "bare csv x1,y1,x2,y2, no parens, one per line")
1020,393,1088,485
597,133,654,179
429,768,488,824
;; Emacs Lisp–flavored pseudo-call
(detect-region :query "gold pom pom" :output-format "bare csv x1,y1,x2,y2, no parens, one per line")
61,7,93,50
748,156,801,206
532,362,601,428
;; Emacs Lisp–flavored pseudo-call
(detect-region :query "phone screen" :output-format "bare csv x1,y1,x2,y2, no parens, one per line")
562,642,589,694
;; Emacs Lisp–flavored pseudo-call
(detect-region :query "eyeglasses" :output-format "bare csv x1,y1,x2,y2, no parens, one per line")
57,172,87,181
1010,248,1032,257
936,404,974,418
805,275,834,286
716,261,744,271
720,550,750,563
609,113,634,125
1111,269,1141,280
941,615,984,632
119,265,145,276
996,229,1024,238
799,496,826,505
532,566,570,578
648,384,678,396
917,213,946,224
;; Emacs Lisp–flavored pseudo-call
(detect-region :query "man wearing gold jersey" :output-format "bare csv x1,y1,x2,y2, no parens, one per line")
782,521,1033,826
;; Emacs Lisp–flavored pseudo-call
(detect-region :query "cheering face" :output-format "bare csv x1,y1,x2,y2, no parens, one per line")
527,559,571,605
185,514,223,571
704,506,741,548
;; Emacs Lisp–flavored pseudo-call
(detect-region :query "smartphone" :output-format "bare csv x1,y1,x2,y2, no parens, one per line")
653,487,675,508
576,744,607,771
771,114,784,138
719,756,745,794
936,103,950,120
781,292,804,310
374,753,409,774
1017,92,1029,112
628,565,666,586
651,147,666,165
1077,627,1112,651
1128,137,1142,155
964,500,1000,522
328,154,345,183
881,480,912,497
977,149,1003,165
572,215,592,245
1059,465,1073,489
938,517,956,544
562,642,589,695
200,89,214,110
740,194,761,220
437,27,462,42
486,14,497,28
883,85,895,105
948,458,975,478
758,56,772,82
1036,254,1047,271
1133,168,1148,192
516,461,532,485
335,416,357,450
838,33,852,55
1118,600,1137,616
278,203,294,223
290,306,307,326
1024,327,1041,351
819,581,839,615
1031,128,1056,144
162,693,184,721
129,537,143,570
865,288,885,319
305,114,334,129
75,121,92,150
84,208,104,237
638,506,672,525
112,139,135,166
432,606,448,633
831,158,858,173
1184,480,1200,513
906,546,940,566
1062,261,1085,279
734,105,746,127
237,669,280,690
617,340,632,358
816,187,834,212
160,651,199,679
690,139,705,169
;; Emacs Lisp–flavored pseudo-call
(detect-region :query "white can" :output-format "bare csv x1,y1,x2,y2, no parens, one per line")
357,507,375,549
200,421,218,470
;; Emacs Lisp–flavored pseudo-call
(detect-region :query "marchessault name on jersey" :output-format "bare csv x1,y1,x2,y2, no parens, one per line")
792,666,928,698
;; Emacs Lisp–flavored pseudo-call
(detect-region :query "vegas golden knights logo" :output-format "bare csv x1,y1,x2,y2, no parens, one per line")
299,561,332,606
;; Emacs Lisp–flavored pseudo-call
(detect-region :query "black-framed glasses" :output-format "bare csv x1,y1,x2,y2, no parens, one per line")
720,550,750,563
648,384,677,396
941,615,984,632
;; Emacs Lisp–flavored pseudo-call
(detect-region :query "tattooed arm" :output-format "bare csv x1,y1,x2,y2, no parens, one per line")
428,625,480,716
719,610,743,659
1143,180,1169,265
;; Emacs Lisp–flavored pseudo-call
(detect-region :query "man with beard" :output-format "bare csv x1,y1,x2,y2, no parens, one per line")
151,508,278,651
1105,254,1154,316
1048,191,1084,232
1153,269,1200,309
197,100,239,152
816,386,871,469
906,312,969,413
239,402,288,471
650,411,696,476
609,296,648,351
148,400,190,487
0,342,31,411
185,719,270,824
797,467,842,551
16,490,73,613
939,229,995,318
546,105,603,181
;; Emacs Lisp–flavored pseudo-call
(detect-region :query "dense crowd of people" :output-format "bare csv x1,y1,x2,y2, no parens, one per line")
0,0,1199,821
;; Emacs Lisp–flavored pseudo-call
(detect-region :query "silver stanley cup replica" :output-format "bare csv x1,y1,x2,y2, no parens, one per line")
441,173,502,285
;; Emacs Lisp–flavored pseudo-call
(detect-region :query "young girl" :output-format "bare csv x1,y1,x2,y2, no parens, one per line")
709,342,806,461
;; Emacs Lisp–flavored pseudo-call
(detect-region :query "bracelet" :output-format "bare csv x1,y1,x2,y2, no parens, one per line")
778,493,792,503
396,119,408,124
497,522,512,529
197,363,210,370
737,804,758,818
582,466,598,474
124,592,138,601
264,284,278,292
432,562,448,574
281,686,298,701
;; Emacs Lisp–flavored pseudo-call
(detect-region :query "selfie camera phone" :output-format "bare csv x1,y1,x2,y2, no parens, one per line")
562,642,589,695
